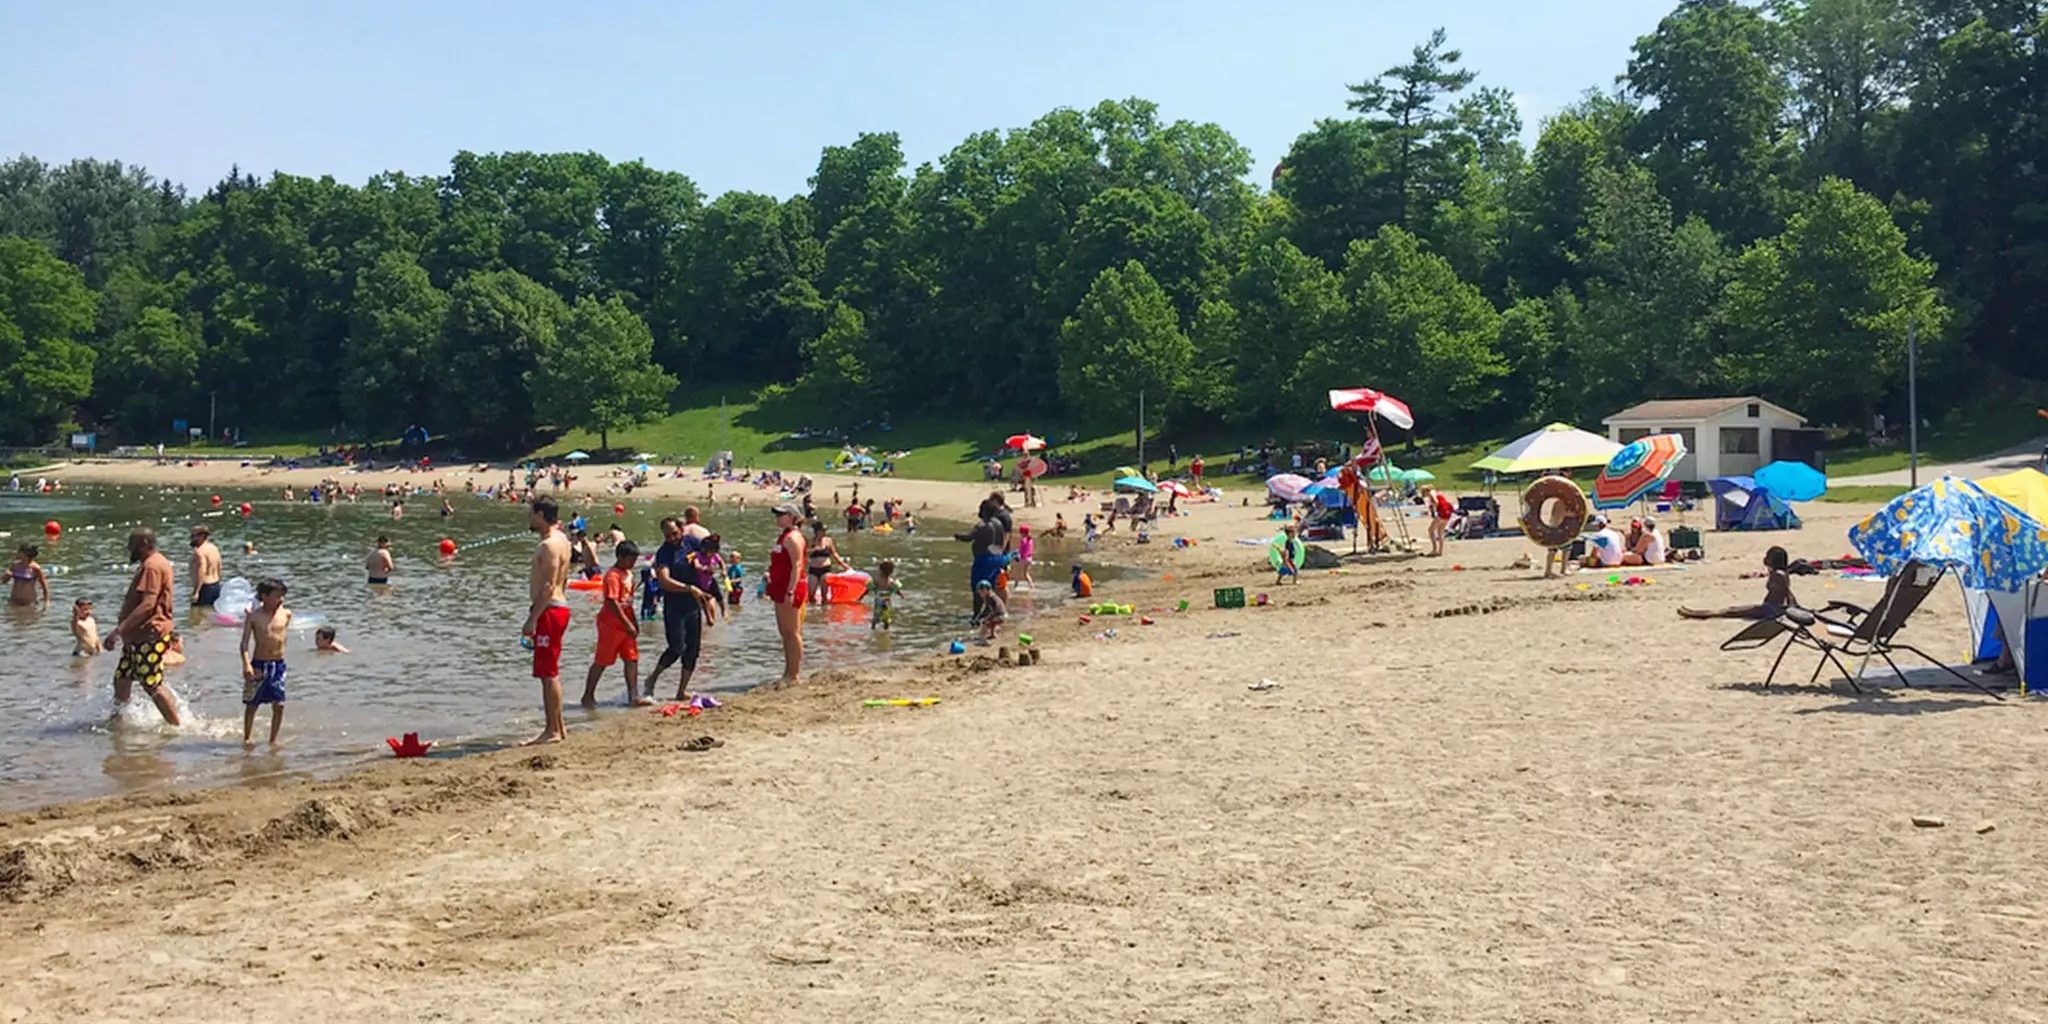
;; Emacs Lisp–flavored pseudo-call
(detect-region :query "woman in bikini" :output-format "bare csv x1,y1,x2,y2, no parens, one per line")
8,544,51,608
805,521,849,607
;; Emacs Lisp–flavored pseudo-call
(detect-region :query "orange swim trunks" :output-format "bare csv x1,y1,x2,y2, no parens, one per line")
594,620,639,668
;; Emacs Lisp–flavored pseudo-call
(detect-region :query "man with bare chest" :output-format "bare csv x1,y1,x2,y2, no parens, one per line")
522,498,573,745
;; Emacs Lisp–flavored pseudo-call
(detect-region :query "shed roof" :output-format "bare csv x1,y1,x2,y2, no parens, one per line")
1605,396,1801,424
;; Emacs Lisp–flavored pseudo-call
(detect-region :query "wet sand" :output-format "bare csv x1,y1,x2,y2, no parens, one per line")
6,465,2046,1022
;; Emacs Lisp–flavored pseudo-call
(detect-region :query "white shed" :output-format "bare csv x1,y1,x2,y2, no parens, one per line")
1603,397,1810,483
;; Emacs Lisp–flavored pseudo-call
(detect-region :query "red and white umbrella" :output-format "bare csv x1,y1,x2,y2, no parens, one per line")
1005,433,1046,451
1018,456,1049,479
1328,388,1414,431
1159,480,1194,498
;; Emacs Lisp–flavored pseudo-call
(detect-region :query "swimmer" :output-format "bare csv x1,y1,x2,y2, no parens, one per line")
571,529,601,580
366,536,395,585
581,540,648,707
440,499,455,518
871,559,903,630
7,543,50,608
390,500,404,520
239,577,292,746
70,598,99,657
189,525,223,607
313,625,350,654
243,540,257,555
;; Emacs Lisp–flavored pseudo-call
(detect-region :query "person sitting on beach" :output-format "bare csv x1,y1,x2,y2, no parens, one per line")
239,578,292,746
70,598,99,657
313,626,350,654
1625,516,1666,566
8,543,50,608
1679,547,1798,620
1582,515,1627,569
1071,564,1093,598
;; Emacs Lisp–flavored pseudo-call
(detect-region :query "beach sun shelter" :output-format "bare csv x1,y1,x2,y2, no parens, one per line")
1962,469,2048,692
1472,423,1621,475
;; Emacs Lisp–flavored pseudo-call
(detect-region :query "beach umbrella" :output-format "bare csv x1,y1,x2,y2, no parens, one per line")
1592,434,1687,509
1266,473,1313,502
1113,475,1159,493
1979,468,2048,524
633,462,651,473
1111,465,1138,478
1402,468,1436,483
1005,433,1047,451
1364,463,1405,484
1471,423,1622,474
1160,480,1194,498
564,451,591,461
1019,455,1048,479
1850,476,2048,591
1328,387,1416,430
1753,460,1827,502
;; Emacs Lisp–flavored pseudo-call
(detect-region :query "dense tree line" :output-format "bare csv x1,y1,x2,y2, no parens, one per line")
0,0,2040,451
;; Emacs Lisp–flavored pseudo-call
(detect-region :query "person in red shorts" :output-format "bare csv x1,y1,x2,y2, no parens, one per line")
580,540,649,708
767,503,809,684
522,497,573,745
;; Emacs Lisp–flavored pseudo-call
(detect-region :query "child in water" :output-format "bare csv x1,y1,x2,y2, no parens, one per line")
725,549,744,608
239,578,292,746
70,598,98,657
1083,514,1098,551
583,541,648,707
691,534,728,615
973,579,1006,643
314,626,350,653
871,560,904,630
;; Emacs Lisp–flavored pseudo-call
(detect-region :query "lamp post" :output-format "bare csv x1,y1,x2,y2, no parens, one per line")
1908,321,1919,489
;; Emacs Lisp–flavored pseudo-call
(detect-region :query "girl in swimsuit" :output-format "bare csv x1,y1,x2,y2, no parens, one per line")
805,522,849,606
8,544,50,608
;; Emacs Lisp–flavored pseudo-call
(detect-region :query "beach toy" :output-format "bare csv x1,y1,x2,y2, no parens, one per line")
1018,633,1033,646
613,503,626,515
863,698,941,708
1608,574,1621,584
1268,533,1307,573
1139,616,1155,625
1121,604,1135,615
210,494,222,506
948,640,966,655
386,733,434,758
1078,614,1092,624
823,570,871,604
1451,564,1464,571
1177,599,1189,612
438,537,457,556
1520,476,1589,549
688,694,721,711
238,502,253,517
42,520,59,536
567,577,603,591
1255,592,1270,606
520,636,534,650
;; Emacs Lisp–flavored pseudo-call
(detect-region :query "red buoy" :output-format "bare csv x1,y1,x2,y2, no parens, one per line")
438,538,457,557
43,520,60,536
238,502,253,517
613,503,626,515
210,494,222,507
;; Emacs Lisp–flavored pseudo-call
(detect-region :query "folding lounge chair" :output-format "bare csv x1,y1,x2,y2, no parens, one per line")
1721,561,2001,698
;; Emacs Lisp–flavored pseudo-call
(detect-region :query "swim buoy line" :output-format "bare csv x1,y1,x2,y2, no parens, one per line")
1520,475,1589,549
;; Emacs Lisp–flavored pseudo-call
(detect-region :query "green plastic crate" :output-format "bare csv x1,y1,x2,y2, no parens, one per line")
1213,586,1246,609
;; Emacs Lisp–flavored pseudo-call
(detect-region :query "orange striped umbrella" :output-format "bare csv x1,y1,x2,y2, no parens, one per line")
1593,434,1687,509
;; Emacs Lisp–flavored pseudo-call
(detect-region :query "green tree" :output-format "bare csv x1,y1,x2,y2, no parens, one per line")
1223,238,1348,421
1058,261,1194,430
1718,177,1945,425
346,253,450,433
796,301,874,417
0,238,98,444
1345,28,1480,231
1321,226,1505,421
532,295,676,451
440,269,568,443
1627,0,1792,241
1772,0,1912,186
95,306,199,437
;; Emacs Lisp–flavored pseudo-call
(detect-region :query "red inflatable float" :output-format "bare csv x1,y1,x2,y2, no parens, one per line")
43,520,60,537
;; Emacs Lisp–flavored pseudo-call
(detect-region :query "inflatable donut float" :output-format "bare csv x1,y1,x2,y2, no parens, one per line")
1520,475,1589,549
1268,533,1307,572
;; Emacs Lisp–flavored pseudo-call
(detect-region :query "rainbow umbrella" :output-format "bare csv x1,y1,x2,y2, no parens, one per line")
1593,434,1687,509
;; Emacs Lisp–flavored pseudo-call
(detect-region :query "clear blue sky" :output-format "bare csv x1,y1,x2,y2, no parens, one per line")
1,0,1665,198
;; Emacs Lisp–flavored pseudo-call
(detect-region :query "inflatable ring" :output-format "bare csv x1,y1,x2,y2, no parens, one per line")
1521,475,1589,549
823,570,871,605
1268,534,1307,573
567,577,604,591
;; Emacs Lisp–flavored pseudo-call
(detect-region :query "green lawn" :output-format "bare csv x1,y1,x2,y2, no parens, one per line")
1824,391,2048,477
1816,484,1910,504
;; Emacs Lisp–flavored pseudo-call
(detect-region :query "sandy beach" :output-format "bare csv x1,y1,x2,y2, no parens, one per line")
6,459,2044,1022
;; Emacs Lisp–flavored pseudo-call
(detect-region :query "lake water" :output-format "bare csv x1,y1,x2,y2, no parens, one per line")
0,485,1102,811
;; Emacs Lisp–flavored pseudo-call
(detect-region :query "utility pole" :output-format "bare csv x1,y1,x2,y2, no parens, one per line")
1908,322,1919,489
1137,387,1146,469
208,391,216,444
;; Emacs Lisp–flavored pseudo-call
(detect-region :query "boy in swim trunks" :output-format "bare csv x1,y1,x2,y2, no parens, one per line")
366,536,394,584
871,560,903,630
71,598,99,657
239,577,292,746
581,541,649,707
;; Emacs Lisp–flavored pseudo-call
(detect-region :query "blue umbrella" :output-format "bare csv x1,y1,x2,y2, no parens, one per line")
1113,476,1159,493
1849,476,2048,591
1753,460,1827,502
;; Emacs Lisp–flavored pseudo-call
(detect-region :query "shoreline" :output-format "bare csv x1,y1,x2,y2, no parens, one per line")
8,487,2046,1021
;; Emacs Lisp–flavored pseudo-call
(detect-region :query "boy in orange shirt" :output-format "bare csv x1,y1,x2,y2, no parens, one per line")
581,541,650,707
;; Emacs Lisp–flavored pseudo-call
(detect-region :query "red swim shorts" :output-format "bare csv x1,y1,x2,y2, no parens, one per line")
531,604,572,678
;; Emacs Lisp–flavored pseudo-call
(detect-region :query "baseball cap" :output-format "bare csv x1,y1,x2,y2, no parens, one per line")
771,502,799,517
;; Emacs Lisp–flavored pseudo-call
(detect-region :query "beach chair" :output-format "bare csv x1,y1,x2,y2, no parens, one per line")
1721,562,1999,698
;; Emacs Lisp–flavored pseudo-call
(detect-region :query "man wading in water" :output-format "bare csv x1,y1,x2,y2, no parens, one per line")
522,498,573,745
108,528,183,725
189,526,222,608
